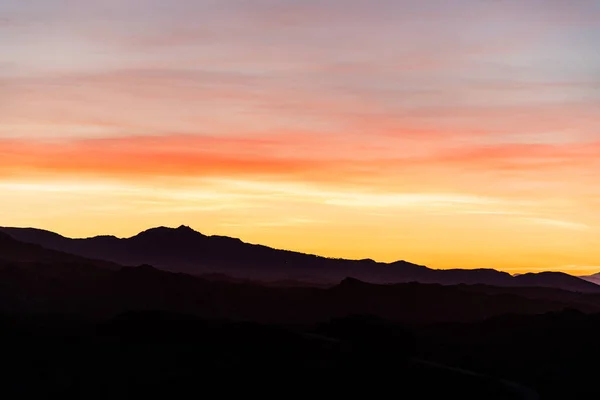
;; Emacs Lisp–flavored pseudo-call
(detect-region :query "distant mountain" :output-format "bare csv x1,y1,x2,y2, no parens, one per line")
579,272,600,285
1,258,599,323
0,232,122,314
1,225,598,293
0,232,599,322
0,231,118,269
513,272,600,293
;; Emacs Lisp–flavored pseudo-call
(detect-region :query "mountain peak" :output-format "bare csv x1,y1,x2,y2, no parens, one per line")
133,225,204,239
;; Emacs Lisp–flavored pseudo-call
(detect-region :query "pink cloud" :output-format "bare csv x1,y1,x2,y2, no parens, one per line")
2,134,599,199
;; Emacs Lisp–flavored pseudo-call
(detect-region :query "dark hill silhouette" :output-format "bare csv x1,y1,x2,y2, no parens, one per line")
3,248,600,324
1,311,541,399
7,306,600,398
513,272,600,293
1,225,598,293
418,309,600,399
0,233,118,314
0,231,118,269
2,232,599,398
9,306,600,398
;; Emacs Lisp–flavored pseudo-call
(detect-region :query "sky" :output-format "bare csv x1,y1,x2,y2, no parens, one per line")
1,0,600,274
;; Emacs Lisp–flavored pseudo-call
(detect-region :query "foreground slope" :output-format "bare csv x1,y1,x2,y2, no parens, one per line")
1,311,535,399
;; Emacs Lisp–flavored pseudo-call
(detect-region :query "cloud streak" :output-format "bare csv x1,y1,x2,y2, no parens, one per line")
1,0,600,272
2,134,599,187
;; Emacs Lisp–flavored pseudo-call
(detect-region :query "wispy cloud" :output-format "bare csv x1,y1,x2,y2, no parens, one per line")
323,193,502,209
1,0,600,272
525,218,590,231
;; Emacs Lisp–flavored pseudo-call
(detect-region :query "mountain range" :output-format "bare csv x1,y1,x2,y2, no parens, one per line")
2,226,600,322
5,225,600,398
1,225,599,293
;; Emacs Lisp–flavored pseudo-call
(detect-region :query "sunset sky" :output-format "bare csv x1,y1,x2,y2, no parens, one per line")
2,0,600,273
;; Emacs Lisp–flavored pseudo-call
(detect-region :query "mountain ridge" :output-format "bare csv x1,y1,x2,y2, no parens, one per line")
579,272,600,285
0,231,119,270
1,225,598,293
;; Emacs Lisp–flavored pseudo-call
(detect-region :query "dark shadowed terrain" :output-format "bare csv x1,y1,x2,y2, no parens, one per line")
2,229,600,398
3,309,600,399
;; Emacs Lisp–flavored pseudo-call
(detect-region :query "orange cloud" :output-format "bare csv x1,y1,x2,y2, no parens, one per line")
2,134,599,195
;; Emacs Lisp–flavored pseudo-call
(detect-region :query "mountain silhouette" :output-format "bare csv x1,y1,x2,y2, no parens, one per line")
3,252,600,323
4,228,600,398
1,225,598,292
0,230,593,321
0,231,117,269
513,272,600,293
579,271,600,285
2,309,550,399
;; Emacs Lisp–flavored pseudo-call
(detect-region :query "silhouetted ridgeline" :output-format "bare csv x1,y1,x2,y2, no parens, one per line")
2,230,600,322
2,225,599,293
579,271,600,285
4,231,600,397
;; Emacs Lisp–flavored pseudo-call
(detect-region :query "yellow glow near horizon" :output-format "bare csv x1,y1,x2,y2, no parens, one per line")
2,0,600,275
2,177,598,275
